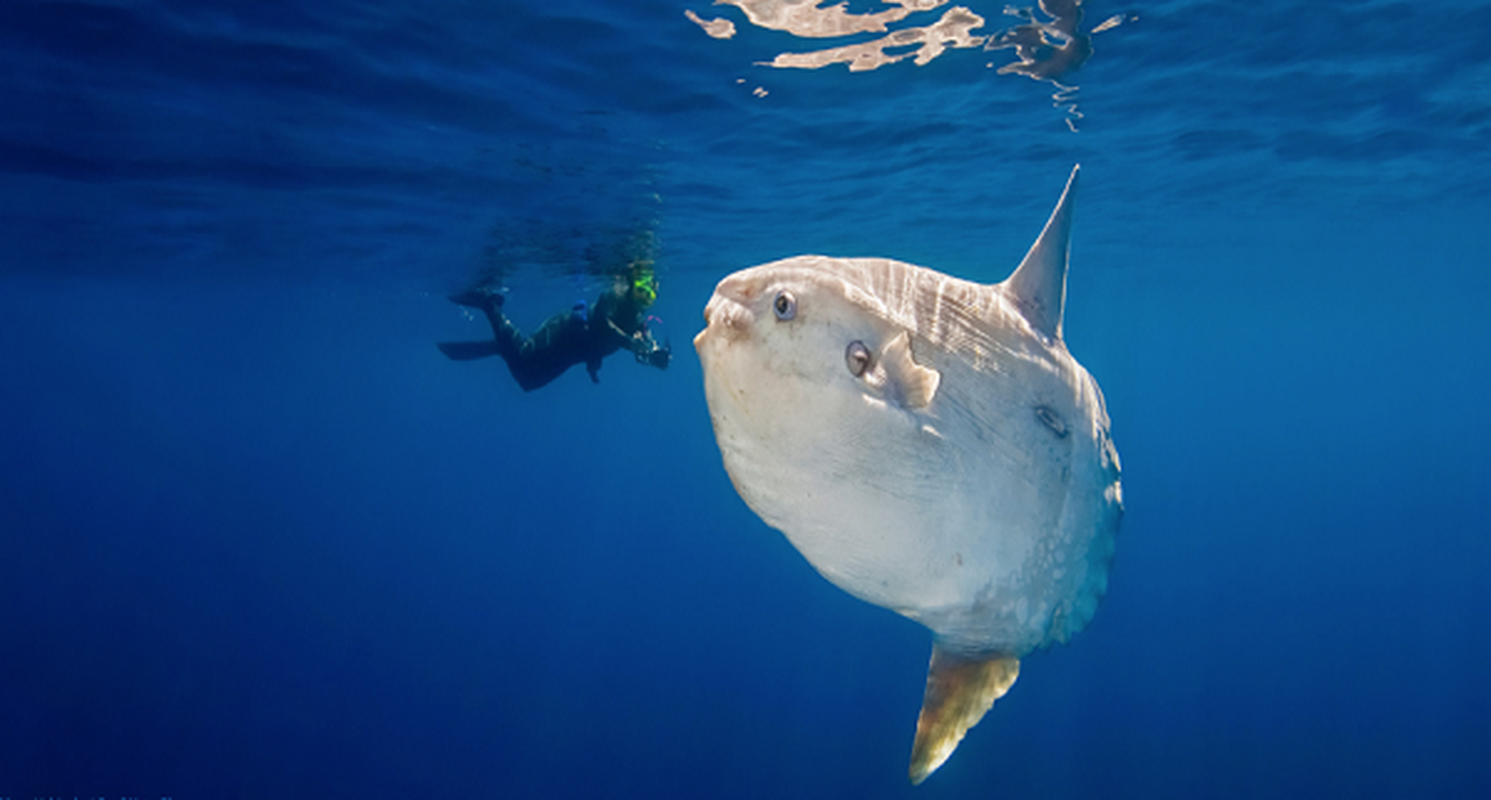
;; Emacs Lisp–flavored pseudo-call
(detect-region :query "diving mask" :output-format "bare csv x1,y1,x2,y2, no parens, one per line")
631,261,657,308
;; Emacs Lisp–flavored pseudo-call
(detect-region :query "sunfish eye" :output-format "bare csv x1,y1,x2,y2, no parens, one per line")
773,290,797,321
845,340,871,377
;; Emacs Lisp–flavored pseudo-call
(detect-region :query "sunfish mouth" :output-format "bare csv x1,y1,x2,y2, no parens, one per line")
695,284,756,348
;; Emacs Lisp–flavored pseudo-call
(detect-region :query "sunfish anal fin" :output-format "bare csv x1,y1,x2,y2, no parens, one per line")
1000,164,1079,343
867,331,940,409
908,644,1020,785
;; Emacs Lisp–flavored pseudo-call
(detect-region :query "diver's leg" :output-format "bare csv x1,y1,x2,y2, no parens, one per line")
473,299,533,363
503,311,591,391
518,312,571,357
439,289,511,361
442,288,544,385
444,286,516,345
438,289,509,360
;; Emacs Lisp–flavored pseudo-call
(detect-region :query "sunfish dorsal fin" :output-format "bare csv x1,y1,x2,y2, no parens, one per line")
1000,164,1079,342
908,644,1020,785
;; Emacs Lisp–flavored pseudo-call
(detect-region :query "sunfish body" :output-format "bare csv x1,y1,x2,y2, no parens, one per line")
694,167,1121,784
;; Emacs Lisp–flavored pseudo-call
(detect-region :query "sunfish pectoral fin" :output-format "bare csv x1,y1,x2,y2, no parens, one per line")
1000,164,1079,343
908,644,1020,785
870,331,940,410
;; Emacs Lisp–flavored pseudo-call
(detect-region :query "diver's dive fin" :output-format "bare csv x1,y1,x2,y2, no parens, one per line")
437,340,501,361
908,645,1020,785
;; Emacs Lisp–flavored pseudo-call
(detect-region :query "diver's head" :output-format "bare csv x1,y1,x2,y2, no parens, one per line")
629,259,657,309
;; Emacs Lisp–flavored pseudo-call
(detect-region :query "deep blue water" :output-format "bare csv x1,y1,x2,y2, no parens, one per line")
3,1,1490,797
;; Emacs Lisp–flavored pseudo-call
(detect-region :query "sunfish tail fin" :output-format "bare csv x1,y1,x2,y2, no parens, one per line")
437,340,501,361
1000,164,1079,343
908,644,1020,785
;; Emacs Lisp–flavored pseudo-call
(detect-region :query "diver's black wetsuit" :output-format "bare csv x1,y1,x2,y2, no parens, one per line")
439,286,667,392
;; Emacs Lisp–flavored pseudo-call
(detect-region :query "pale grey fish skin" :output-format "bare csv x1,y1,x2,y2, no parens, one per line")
695,250,1121,658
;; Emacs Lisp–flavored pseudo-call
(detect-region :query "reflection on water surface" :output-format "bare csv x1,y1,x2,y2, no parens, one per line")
686,1,1131,127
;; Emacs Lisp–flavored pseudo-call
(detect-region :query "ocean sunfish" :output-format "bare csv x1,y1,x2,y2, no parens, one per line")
693,166,1121,784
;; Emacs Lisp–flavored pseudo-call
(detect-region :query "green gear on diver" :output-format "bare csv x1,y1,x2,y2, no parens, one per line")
630,260,657,308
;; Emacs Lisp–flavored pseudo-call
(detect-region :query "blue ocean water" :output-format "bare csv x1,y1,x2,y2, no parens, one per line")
2,0,1489,797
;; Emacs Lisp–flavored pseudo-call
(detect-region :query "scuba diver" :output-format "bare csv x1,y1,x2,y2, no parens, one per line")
437,260,671,392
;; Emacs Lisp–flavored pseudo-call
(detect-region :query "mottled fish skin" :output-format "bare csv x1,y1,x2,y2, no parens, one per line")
695,166,1121,783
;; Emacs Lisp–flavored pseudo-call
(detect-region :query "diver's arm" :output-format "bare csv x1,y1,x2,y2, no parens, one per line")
596,287,668,369
604,316,634,344
600,310,654,356
629,326,670,370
